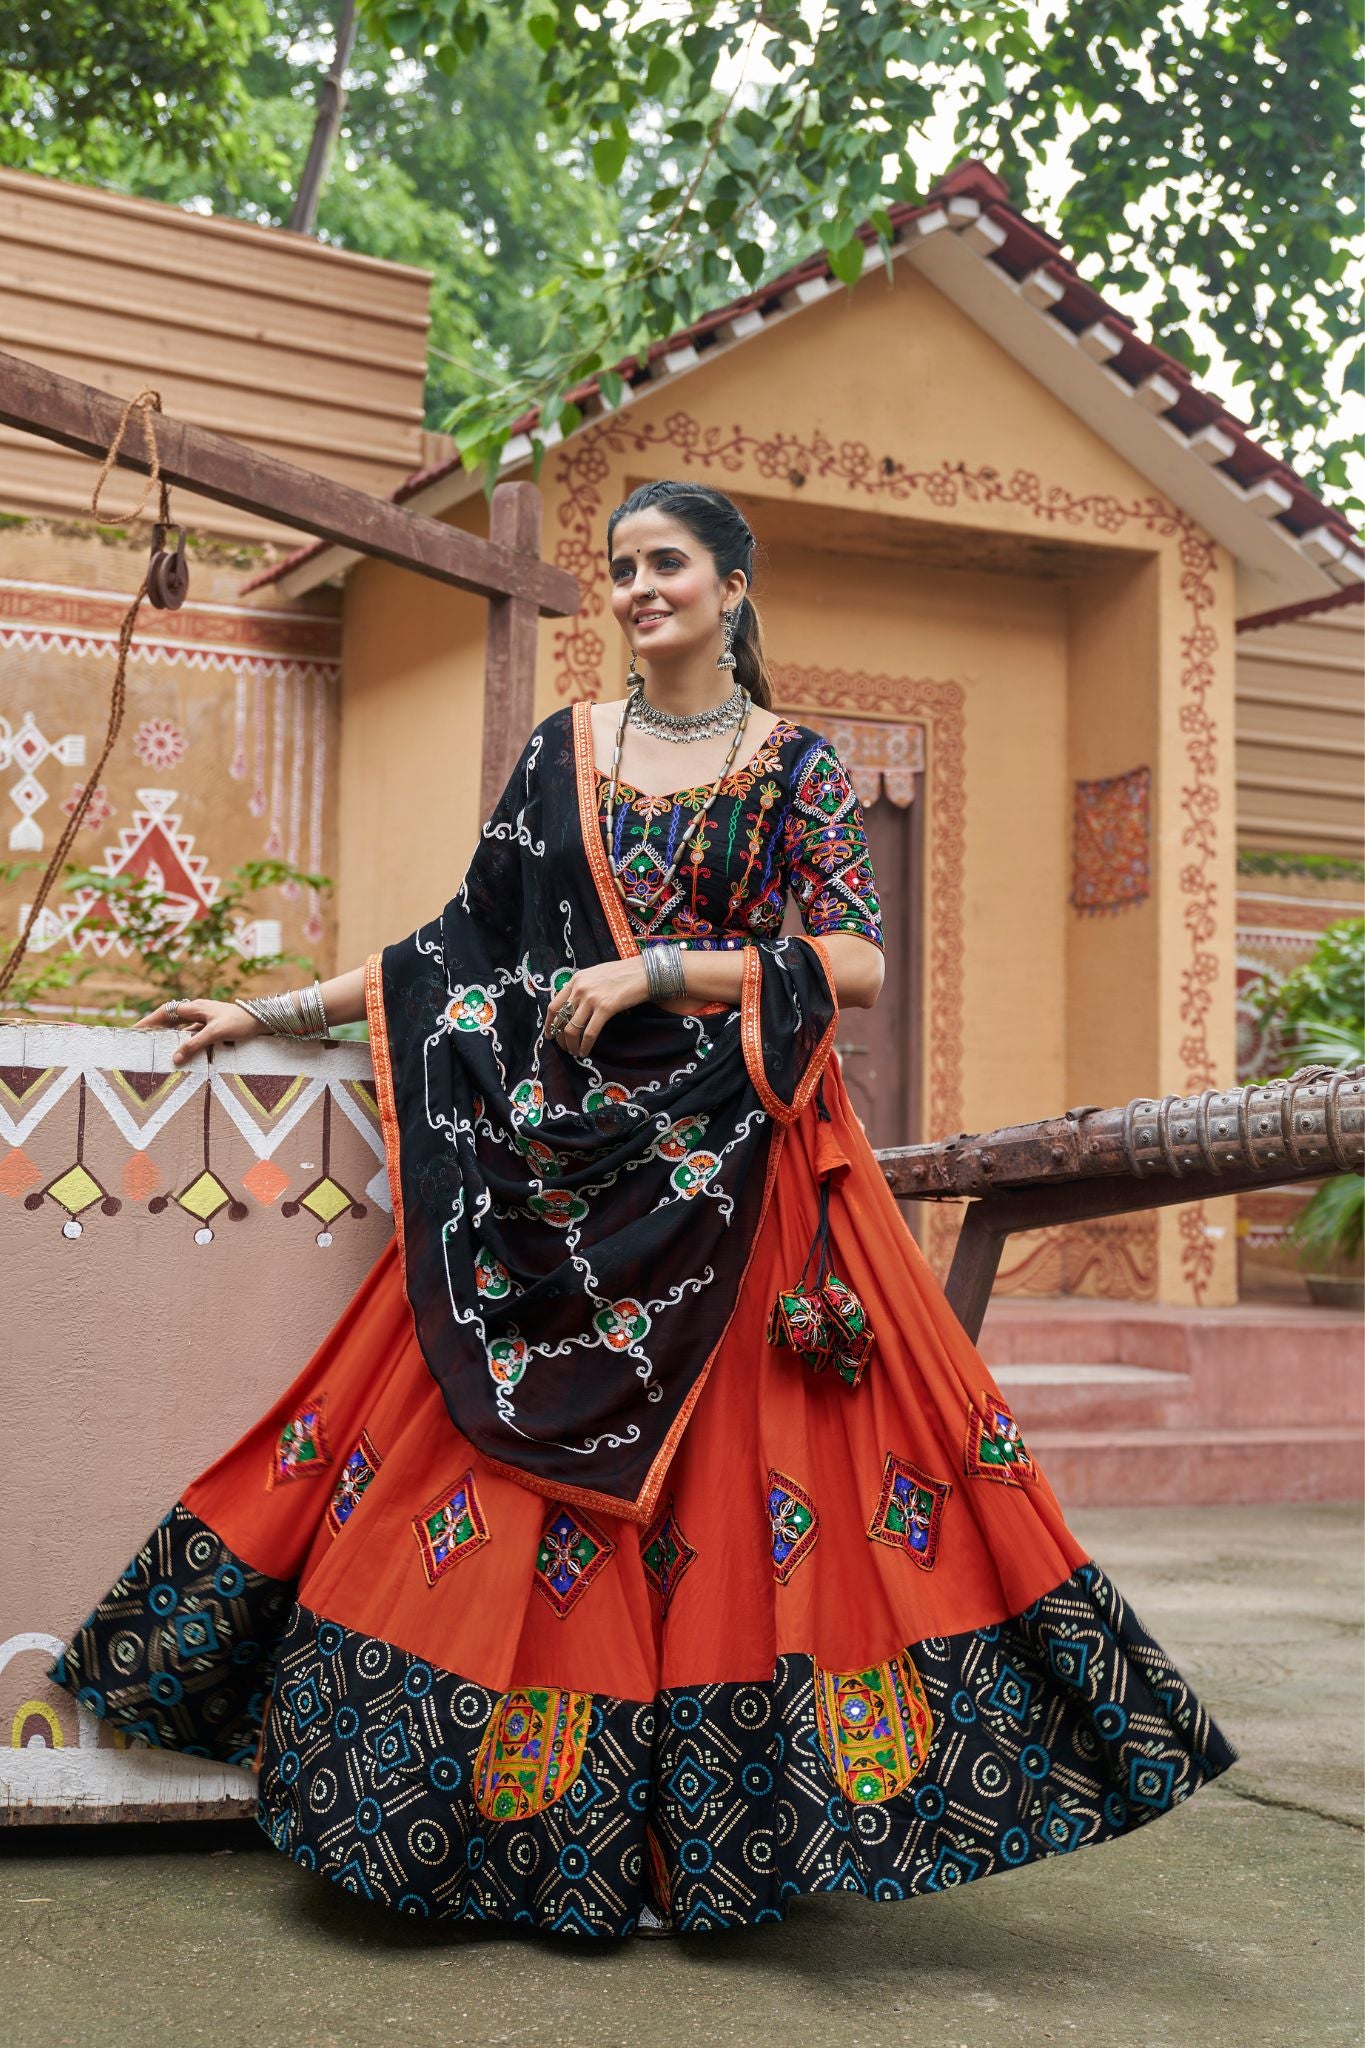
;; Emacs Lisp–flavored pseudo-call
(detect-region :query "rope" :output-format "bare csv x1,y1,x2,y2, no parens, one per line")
0,388,171,1002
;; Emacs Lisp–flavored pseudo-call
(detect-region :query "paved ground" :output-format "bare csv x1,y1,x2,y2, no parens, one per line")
4,1504,1362,2048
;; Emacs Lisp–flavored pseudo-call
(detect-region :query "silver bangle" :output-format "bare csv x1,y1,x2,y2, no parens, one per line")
299,980,329,1038
643,942,686,1002
237,982,329,1040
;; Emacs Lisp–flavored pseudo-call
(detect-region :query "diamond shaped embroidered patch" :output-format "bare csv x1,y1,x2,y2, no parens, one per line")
534,1504,615,1619
268,1397,331,1488
413,1471,489,1585
964,1390,1038,1487
867,1453,952,1571
326,1429,383,1537
641,1497,696,1615
767,1470,820,1585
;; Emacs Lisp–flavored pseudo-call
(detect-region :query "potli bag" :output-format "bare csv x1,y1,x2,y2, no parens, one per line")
766,1085,875,1390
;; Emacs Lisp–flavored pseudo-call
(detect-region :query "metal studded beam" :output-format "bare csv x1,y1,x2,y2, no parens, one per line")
875,1067,1364,1341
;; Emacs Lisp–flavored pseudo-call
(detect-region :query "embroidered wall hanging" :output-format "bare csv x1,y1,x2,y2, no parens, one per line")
1070,765,1152,916
823,718,925,810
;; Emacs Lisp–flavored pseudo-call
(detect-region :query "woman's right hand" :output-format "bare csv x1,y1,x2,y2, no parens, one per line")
136,998,263,1067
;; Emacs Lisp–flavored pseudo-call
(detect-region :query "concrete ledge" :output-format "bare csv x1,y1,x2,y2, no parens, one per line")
1,1021,394,1821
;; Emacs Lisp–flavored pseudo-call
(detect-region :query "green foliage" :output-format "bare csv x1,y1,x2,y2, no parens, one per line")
13,2,1359,507
1287,1168,1363,1270
0,2,268,180
1237,849,1365,884
1250,917,1365,1055
964,1,1363,507
357,0,1361,511
1247,917,1365,1271
0,857,331,1022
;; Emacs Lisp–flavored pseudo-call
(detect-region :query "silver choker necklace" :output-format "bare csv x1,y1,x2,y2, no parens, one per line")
626,680,747,744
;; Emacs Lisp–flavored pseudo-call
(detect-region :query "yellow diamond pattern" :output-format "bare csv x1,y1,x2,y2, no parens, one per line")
300,1177,351,1225
178,1170,231,1221
47,1164,104,1215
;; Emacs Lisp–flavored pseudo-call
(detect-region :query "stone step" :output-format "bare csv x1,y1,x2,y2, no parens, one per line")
979,1299,1362,1364
979,1310,1129,1366
993,1362,1192,1432
1030,1423,1365,1510
978,1304,1363,1430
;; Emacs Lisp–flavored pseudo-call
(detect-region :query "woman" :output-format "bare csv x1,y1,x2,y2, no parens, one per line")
50,480,1236,1939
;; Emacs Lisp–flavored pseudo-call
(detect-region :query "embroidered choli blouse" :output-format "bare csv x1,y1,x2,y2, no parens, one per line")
596,718,883,951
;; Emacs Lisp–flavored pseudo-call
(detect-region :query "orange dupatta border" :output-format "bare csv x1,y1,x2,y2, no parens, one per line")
572,696,640,961
364,951,408,1288
740,932,840,1127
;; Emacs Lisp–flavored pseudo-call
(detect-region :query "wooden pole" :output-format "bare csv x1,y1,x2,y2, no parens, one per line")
0,352,579,616
482,483,545,818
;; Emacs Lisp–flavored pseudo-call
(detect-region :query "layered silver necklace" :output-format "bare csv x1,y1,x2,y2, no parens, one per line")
604,682,753,914
625,678,747,743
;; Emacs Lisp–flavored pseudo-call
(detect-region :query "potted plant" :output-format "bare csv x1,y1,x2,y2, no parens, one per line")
1250,917,1365,1312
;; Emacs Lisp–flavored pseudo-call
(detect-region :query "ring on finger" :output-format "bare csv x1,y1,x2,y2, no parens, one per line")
165,999,181,1026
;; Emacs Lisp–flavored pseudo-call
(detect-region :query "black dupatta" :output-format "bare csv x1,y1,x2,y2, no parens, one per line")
367,702,837,1522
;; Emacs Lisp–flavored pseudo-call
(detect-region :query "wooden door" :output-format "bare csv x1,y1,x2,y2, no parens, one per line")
783,779,921,1152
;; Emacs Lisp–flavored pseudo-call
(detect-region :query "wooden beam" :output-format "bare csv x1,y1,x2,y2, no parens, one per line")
0,350,579,616
937,1159,1318,1342
481,482,544,818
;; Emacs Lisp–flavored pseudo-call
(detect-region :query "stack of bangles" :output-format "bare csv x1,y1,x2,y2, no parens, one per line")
641,942,687,1003
234,981,330,1040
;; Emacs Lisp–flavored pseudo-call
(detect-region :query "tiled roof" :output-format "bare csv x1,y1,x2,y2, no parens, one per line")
242,160,1362,601
1238,581,1363,634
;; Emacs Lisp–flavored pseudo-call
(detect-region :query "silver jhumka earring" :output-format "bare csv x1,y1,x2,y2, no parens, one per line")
716,609,737,670
628,587,656,690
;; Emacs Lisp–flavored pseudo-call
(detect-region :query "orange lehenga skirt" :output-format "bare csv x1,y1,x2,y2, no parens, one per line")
50,1056,1236,1936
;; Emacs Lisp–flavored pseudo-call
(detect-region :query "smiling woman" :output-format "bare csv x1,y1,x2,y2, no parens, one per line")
49,478,1235,1943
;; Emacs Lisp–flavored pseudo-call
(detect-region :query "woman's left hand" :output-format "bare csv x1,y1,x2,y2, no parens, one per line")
543,958,651,1058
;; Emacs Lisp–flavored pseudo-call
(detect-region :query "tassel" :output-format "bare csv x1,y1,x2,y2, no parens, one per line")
766,1175,875,1390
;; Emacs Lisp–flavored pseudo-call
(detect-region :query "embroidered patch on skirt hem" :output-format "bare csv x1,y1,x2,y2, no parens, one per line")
50,1502,1237,1940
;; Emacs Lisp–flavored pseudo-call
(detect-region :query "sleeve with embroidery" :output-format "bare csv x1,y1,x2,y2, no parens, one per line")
782,740,884,948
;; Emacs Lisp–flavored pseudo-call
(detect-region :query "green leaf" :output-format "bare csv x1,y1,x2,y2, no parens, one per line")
734,240,766,287
979,52,1008,104
645,45,681,96
526,11,557,53
826,239,866,287
591,125,629,184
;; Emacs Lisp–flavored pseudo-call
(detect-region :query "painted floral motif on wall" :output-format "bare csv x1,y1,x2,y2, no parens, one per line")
60,783,115,832
133,717,187,770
